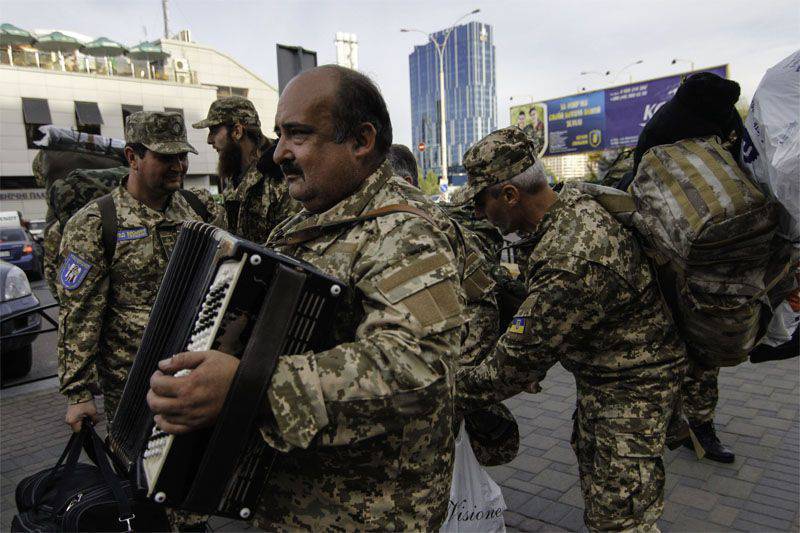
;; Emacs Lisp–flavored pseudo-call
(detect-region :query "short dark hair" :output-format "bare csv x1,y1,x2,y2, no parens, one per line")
323,65,393,160
125,142,148,159
387,144,419,187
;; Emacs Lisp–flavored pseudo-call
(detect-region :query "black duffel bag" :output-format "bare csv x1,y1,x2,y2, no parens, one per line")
12,420,170,532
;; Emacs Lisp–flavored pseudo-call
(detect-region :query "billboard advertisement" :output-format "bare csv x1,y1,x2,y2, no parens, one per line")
510,65,728,156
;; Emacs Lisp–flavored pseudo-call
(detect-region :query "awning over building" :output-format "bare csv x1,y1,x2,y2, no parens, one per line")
121,104,143,114
21,98,52,124
75,101,104,125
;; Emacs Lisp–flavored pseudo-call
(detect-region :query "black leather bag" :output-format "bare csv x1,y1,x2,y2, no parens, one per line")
12,421,170,532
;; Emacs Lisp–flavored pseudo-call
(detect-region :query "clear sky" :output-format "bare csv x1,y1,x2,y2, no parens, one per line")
3,0,798,147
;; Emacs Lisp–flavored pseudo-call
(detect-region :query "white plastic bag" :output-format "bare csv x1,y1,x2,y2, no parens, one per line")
761,300,800,347
741,49,800,244
440,424,507,533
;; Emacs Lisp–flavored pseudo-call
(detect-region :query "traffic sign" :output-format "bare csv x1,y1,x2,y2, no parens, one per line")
418,142,426,152
439,183,448,193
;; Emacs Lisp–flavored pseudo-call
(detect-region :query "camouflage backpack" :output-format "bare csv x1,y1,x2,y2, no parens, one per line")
571,136,791,367
49,166,129,228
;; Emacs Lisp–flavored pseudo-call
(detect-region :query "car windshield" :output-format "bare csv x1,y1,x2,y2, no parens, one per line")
0,229,27,242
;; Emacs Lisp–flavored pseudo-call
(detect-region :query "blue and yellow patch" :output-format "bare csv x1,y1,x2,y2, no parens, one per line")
508,316,527,334
60,253,92,290
117,227,148,242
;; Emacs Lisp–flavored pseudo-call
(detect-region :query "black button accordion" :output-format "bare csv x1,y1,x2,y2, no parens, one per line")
107,221,344,519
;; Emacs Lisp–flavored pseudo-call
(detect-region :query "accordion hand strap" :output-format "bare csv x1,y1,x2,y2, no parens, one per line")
276,204,436,246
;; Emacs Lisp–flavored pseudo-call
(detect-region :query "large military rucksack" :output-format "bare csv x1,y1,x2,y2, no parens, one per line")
571,136,792,367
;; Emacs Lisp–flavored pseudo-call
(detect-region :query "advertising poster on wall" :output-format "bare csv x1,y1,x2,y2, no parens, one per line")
509,65,728,156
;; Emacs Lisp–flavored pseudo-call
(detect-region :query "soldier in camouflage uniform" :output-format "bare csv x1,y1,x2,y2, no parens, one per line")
454,128,688,532
58,111,225,431
193,96,300,243
147,66,463,530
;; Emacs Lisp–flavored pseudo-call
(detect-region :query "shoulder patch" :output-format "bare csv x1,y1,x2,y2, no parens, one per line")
508,317,527,334
117,227,148,242
59,253,93,290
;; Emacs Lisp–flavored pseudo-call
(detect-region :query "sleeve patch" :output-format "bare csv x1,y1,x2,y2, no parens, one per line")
117,227,148,241
508,317,527,334
59,252,93,290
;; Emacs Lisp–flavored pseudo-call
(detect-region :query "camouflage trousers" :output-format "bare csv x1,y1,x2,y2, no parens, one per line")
681,360,719,426
571,407,669,532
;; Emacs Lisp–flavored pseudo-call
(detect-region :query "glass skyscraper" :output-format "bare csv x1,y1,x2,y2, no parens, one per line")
409,21,497,186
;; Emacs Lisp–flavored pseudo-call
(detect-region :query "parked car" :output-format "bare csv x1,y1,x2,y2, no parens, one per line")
0,261,41,379
28,219,47,243
0,227,44,280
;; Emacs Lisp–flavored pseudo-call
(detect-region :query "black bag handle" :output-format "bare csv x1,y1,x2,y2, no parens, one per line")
34,428,85,508
87,425,135,531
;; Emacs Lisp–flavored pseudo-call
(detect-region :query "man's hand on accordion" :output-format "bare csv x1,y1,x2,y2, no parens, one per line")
146,350,240,434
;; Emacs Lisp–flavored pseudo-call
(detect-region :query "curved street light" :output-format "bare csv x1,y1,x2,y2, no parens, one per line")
401,8,480,187
610,59,644,83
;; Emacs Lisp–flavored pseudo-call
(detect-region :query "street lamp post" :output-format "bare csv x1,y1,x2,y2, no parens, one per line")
611,59,644,83
402,8,479,188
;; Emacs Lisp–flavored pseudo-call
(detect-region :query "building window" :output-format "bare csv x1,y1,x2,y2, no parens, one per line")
21,98,52,149
75,101,104,135
121,104,143,126
216,86,249,99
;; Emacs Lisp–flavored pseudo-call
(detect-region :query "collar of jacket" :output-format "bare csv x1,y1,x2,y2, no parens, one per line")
279,160,394,255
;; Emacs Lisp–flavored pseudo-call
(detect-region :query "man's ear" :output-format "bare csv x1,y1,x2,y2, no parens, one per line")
231,123,244,142
124,146,138,170
403,175,414,185
501,183,520,206
352,122,377,160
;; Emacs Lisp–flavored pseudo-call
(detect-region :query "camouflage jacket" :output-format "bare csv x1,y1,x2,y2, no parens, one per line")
457,187,687,419
256,162,463,531
43,220,62,298
56,180,225,416
443,202,505,263
223,150,301,244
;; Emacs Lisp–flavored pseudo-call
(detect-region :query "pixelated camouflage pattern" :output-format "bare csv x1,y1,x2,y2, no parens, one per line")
125,111,197,155
456,127,538,205
57,181,225,420
457,187,687,530
681,360,719,426
222,141,301,244
43,220,62,299
256,162,464,531
49,166,128,228
442,200,505,264
192,96,261,129
572,409,668,532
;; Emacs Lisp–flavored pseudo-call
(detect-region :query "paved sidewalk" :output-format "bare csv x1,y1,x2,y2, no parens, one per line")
2,356,798,531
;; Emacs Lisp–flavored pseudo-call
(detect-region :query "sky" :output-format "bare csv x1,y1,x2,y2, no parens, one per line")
3,0,798,147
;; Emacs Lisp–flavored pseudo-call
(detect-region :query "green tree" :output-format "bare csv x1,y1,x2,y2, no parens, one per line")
419,169,439,196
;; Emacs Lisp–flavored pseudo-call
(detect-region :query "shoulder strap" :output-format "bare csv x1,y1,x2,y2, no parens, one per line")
277,204,436,247
178,189,212,223
96,194,117,265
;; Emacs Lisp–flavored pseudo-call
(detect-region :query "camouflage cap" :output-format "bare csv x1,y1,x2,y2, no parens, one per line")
125,111,197,155
192,96,260,129
454,127,538,205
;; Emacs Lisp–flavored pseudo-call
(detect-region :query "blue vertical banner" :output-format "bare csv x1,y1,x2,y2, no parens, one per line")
509,65,728,156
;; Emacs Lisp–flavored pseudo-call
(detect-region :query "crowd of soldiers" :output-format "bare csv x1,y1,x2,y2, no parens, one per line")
46,64,794,532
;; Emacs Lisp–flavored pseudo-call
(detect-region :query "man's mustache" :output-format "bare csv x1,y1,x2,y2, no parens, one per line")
280,161,304,177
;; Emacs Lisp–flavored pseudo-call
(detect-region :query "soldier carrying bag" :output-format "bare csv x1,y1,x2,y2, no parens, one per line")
12,420,170,532
570,136,793,367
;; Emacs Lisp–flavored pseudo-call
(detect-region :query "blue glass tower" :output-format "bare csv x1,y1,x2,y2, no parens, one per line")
409,21,497,185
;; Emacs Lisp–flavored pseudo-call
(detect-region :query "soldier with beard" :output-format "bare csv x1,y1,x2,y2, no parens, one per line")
193,96,300,243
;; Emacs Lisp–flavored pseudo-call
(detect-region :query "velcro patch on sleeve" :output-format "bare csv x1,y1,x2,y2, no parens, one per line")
117,227,148,242
59,252,93,290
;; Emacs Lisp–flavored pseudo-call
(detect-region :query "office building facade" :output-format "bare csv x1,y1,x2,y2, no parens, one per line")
409,21,496,186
